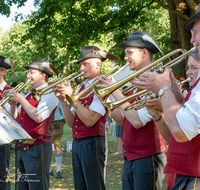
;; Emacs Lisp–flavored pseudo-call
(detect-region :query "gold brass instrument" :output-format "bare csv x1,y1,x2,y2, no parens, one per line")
80,62,130,100
0,80,30,107
43,72,84,95
122,85,136,95
65,65,120,109
93,47,197,104
31,72,78,102
124,77,192,111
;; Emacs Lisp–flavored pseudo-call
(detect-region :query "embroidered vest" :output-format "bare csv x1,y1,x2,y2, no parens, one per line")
72,85,108,139
122,89,167,161
164,77,200,176
18,93,56,145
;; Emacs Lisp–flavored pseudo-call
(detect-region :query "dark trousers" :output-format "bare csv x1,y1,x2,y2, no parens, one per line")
171,175,200,190
122,152,166,190
0,144,10,190
72,136,107,190
17,142,52,190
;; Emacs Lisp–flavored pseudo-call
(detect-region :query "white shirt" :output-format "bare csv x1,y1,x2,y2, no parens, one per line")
18,83,58,121
118,88,152,126
176,70,200,141
71,78,106,116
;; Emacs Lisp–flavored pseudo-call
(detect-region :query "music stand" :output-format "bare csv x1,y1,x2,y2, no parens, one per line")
0,107,35,190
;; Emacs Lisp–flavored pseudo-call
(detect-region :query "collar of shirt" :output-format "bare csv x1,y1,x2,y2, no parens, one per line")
0,81,7,91
83,78,97,88
36,83,48,90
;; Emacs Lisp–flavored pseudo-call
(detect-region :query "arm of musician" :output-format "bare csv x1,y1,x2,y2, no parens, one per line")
111,108,124,126
9,102,19,121
146,106,171,142
110,88,144,129
59,99,75,128
54,84,76,128
169,69,184,104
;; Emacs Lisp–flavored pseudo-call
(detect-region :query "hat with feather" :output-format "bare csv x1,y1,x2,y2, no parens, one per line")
24,59,58,77
118,32,164,55
0,56,15,73
75,46,120,63
183,4,200,34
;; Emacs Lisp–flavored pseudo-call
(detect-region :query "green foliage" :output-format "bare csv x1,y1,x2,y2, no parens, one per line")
0,0,170,87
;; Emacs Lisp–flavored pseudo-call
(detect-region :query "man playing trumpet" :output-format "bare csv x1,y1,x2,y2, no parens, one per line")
55,46,120,190
9,59,58,190
97,32,167,190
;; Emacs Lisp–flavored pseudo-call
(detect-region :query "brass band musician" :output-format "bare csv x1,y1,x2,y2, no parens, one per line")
97,32,167,190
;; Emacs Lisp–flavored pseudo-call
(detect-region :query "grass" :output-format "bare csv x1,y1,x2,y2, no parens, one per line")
9,123,167,190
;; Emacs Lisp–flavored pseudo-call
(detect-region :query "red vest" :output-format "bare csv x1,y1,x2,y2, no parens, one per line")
18,93,56,145
0,84,12,100
72,85,108,139
122,90,167,161
164,78,200,177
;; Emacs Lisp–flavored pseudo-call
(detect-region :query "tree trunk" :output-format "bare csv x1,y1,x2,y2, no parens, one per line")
167,0,198,78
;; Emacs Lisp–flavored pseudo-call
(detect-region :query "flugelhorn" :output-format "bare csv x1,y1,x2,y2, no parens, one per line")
31,72,78,102
43,72,84,95
124,77,192,111
80,62,130,99
94,47,197,104
65,65,120,109
0,80,30,107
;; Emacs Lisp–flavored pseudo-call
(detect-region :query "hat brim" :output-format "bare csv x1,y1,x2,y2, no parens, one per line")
183,12,200,34
75,52,106,64
24,65,53,77
0,63,11,69
118,40,160,54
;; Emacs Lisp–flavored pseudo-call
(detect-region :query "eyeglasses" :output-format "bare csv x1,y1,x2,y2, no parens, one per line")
27,69,39,75
191,25,200,38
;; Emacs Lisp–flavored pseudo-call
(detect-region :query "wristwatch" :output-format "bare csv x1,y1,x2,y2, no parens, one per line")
158,86,173,99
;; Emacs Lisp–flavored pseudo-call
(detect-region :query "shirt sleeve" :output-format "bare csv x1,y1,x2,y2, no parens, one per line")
137,107,152,126
176,87,200,140
37,92,59,121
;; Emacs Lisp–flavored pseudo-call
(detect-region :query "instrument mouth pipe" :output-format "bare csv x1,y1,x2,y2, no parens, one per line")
93,47,197,103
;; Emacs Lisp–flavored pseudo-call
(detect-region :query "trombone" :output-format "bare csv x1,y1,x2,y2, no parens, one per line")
65,65,120,109
31,72,78,102
93,47,197,104
0,80,30,107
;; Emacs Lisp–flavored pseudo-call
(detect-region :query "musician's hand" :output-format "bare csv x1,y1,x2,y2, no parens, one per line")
146,98,163,112
9,91,24,104
55,83,74,101
95,75,115,88
131,67,171,95
146,106,161,121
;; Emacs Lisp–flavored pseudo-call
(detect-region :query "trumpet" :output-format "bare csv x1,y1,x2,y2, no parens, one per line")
124,77,192,111
121,85,136,95
0,80,30,107
65,65,120,109
80,62,130,100
31,72,78,102
94,47,197,104
43,72,84,95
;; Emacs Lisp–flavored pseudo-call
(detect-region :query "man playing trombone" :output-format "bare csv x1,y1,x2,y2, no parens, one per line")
0,56,14,190
9,59,58,190
131,4,200,189
97,32,167,190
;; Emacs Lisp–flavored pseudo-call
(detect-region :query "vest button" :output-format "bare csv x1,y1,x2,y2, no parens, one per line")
122,143,124,145
124,150,126,153
75,126,77,128
76,119,78,122
75,132,77,134
21,118,23,120
124,134,125,136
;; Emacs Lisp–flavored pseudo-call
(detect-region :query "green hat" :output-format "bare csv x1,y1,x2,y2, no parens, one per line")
0,56,15,72
24,59,58,77
118,32,163,55
183,4,200,34
75,46,120,63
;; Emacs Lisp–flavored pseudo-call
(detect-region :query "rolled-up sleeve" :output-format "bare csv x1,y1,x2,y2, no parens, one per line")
138,107,152,126
176,84,200,141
